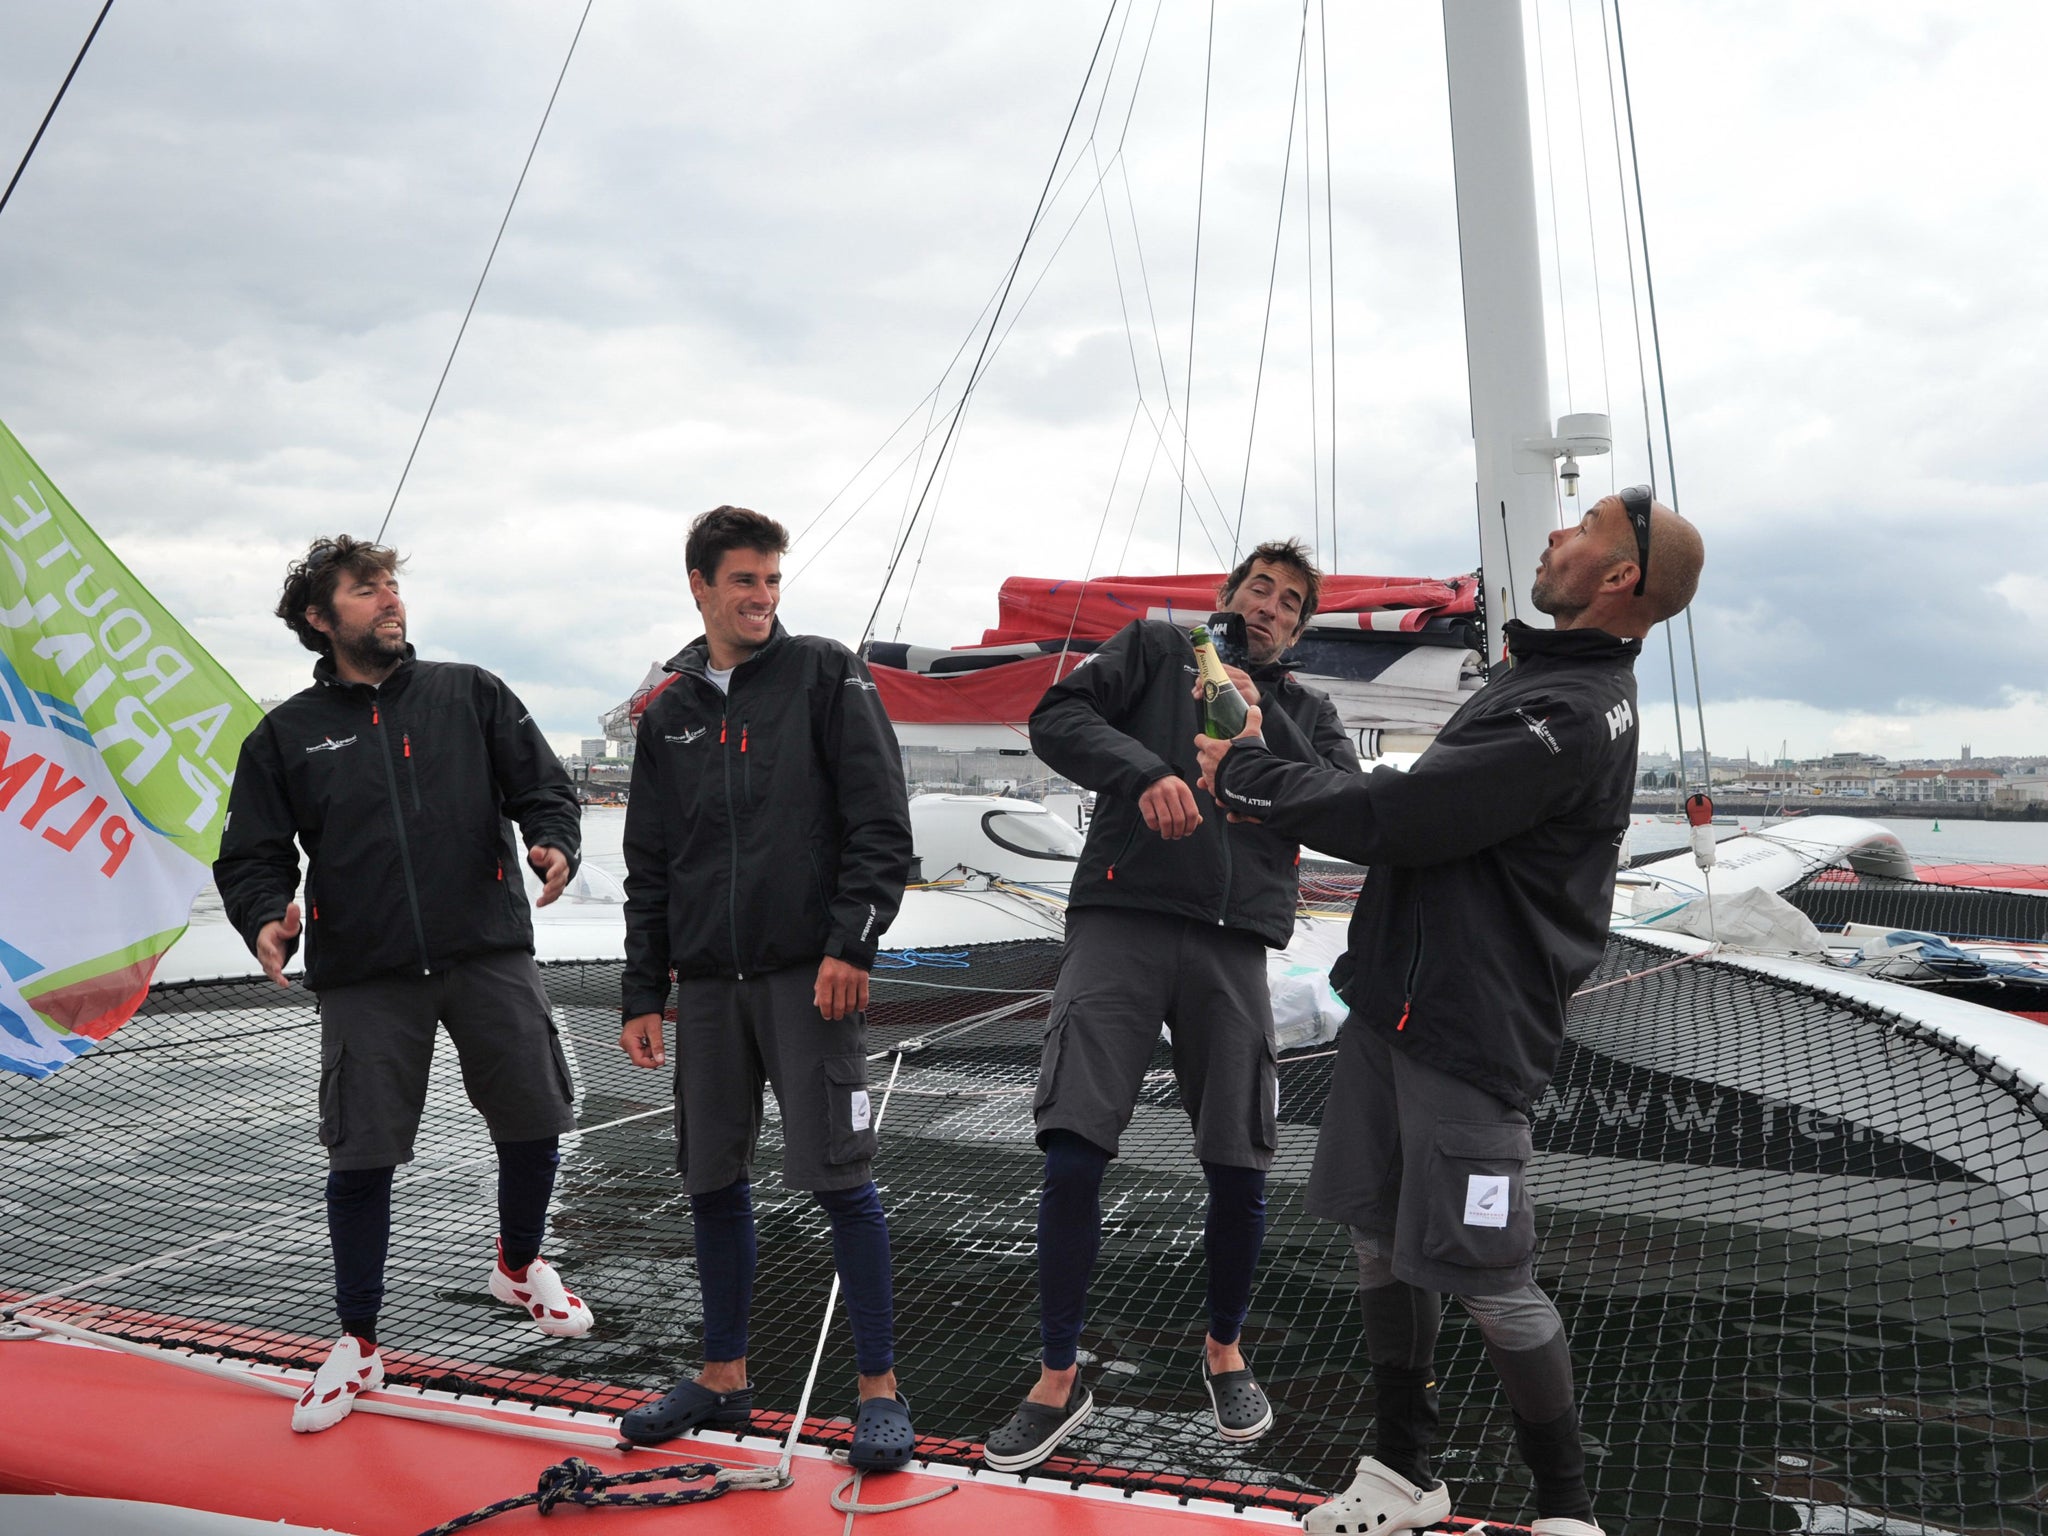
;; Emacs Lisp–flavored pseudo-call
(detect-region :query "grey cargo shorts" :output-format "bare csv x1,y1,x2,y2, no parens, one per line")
315,949,577,1171
1307,1018,1539,1296
670,965,876,1196
1032,906,1279,1170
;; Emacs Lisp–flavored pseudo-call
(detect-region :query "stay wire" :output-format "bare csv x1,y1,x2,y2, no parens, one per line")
375,0,593,545
1176,0,1216,575
857,0,1122,650
1232,2,1312,564
1613,0,1713,778
0,0,114,223
1599,0,1687,786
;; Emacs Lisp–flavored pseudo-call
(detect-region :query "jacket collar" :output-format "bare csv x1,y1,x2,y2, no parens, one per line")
665,619,792,679
313,645,418,695
1247,657,1304,695
1503,619,1642,665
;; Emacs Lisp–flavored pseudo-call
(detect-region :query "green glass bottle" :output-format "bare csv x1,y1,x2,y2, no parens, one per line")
1190,624,1250,739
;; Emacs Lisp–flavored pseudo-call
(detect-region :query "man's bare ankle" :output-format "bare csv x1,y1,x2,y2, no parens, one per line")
698,1361,748,1394
1026,1364,1078,1407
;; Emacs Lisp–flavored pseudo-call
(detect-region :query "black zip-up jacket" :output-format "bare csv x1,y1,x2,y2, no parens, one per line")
1248,660,1357,774
1213,620,1641,1110
1030,619,1358,949
621,623,912,1017
215,652,582,992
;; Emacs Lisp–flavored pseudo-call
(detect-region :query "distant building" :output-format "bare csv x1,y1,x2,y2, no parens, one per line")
580,738,609,761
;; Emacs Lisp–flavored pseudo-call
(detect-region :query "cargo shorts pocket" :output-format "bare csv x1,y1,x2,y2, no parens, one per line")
822,1054,877,1166
317,1041,346,1149
1420,1119,1536,1270
1031,1003,1073,1117
545,1021,576,1106
1251,1038,1280,1153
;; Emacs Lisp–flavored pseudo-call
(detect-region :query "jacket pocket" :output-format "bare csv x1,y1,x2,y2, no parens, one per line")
1420,1119,1536,1271
318,1039,346,1149
821,1053,877,1166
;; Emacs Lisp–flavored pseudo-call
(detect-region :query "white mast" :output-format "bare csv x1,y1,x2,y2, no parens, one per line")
1442,1,1606,666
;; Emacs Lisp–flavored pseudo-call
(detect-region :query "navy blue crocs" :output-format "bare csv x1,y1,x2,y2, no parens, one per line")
618,1378,754,1445
848,1392,916,1472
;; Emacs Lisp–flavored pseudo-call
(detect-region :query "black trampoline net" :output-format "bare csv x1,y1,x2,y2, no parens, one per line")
3,931,2045,1533
1783,870,2048,944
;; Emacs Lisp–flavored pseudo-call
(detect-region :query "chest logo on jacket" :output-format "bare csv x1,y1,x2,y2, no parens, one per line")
1605,699,1636,741
842,676,878,692
664,727,708,746
304,735,358,754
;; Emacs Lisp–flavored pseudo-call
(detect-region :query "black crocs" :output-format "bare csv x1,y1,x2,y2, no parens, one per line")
982,1381,1094,1473
618,1377,754,1445
1202,1355,1274,1443
848,1392,917,1472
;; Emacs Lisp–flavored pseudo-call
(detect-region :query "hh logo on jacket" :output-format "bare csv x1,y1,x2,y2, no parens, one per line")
1604,699,1635,741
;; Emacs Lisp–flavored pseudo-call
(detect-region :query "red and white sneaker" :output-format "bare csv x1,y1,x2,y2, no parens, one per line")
489,1244,594,1338
291,1334,384,1433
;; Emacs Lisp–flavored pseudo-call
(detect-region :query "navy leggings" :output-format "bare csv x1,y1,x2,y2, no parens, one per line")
327,1136,560,1341
691,1179,896,1378
1037,1130,1267,1370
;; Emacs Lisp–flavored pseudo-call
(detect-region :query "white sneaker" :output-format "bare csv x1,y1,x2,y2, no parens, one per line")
489,1252,594,1338
1531,1521,1605,1535
292,1334,384,1433
1303,1455,1453,1535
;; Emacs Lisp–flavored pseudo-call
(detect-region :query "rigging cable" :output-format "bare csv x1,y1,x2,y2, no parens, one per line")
1176,0,1216,574
857,0,1123,649
1232,0,1313,564
0,0,115,223
1598,0,1687,791
374,0,593,544
1613,0,1714,779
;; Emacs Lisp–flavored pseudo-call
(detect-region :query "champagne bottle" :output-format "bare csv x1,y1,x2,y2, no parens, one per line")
1190,624,1250,739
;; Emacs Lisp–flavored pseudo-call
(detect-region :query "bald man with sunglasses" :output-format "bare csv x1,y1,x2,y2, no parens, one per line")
1194,491,1704,1536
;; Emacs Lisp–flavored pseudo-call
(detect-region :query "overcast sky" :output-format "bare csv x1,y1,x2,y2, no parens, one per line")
3,1,2044,763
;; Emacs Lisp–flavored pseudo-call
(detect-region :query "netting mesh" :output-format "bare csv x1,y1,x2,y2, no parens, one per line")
1783,871,2048,943
4,931,2045,1530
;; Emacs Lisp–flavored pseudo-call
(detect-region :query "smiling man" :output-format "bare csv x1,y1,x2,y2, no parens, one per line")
617,505,917,1472
215,534,589,1434
982,537,1357,1473
1194,492,1704,1536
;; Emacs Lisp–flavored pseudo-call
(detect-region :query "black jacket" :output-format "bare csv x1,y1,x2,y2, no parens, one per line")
622,623,912,1016
1214,620,1641,1110
1029,619,1357,949
1248,661,1357,774
215,653,582,992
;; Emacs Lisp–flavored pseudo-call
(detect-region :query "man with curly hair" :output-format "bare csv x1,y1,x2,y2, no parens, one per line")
216,535,590,1434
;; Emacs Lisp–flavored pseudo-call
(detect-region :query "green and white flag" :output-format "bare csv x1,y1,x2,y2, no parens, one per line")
0,416,264,1079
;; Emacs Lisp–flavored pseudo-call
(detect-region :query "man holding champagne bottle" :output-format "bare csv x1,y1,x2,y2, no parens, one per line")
981,538,1357,1472
1193,491,1704,1536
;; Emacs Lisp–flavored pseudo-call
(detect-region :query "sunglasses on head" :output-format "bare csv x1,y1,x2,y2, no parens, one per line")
1617,485,1652,597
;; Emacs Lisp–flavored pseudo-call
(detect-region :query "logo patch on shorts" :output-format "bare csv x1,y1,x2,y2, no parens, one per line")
1463,1174,1510,1228
849,1089,871,1132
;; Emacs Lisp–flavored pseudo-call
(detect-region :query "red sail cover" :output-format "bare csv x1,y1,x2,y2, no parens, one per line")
981,573,1474,643
870,652,1076,728
629,573,1475,729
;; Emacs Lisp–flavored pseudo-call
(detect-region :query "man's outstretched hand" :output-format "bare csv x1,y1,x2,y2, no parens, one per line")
1139,773,1203,839
256,903,301,988
816,955,870,1020
1193,704,1264,818
529,845,570,907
